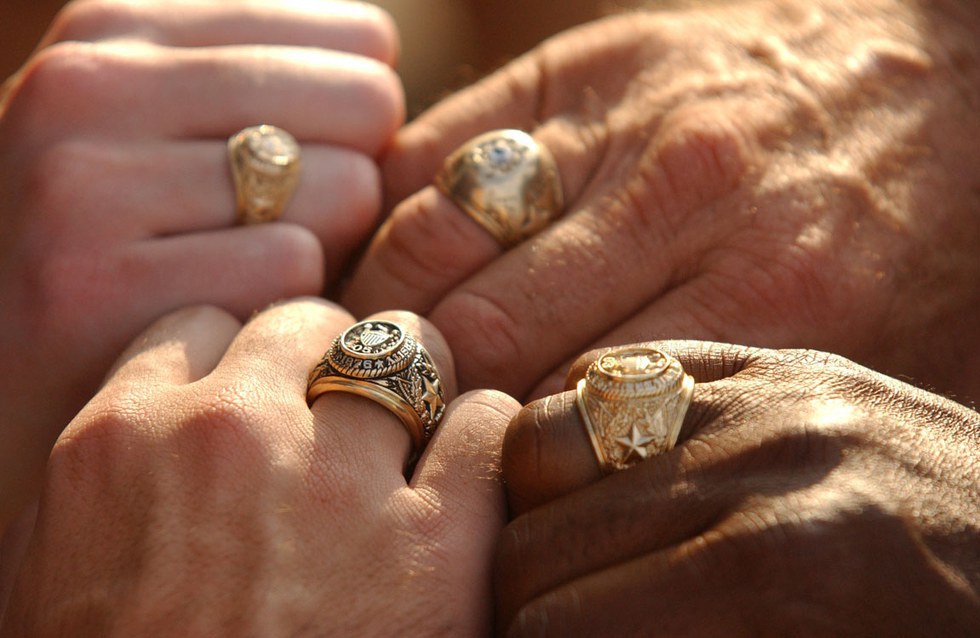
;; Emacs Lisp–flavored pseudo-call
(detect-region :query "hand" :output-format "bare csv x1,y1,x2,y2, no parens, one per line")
341,0,980,405
0,0,404,528
496,341,980,636
0,300,519,636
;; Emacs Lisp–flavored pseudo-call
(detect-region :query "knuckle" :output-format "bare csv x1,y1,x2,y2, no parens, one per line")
376,193,474,296
48,393,152,489
501,400,548,494
18,41,97,102
493,517,535,589
431,288,523,392
48,0,144,43
508,587,582,637
170,383,275,466
12,41,130,120
642,104,756,226
20,140,98,231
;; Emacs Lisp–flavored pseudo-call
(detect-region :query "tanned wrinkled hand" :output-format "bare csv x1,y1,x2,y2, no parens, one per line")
497,341,980,636
343,0,980,407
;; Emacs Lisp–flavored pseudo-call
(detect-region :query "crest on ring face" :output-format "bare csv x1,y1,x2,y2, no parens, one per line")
472,136,529,180
338,321,407,362
599,350,669,379
359,328,391,348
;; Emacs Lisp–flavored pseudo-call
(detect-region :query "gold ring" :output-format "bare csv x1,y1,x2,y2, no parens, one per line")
576,346,694,474
228,124,301,225
307,320,445,459
434,129,563,247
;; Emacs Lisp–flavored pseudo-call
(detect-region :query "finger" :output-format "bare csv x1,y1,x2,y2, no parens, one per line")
342,116,605,318
106,305,242,387
404,100,761,397
45,0,399,65
412,389,519,490
522,284,792,399
503,341,763,515
494,457,734,633
214,297,354,398
123,224,324,319
501,539,742,637
562,340,765,393
309,310,457,478
407,390,521,627
22,42,403,154
341,187,498,316
381,13,678,205
50,140,381,278
544,273,873,397
382,54,543,204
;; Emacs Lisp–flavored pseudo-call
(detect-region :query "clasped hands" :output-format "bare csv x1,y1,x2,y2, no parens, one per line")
1,0,979,634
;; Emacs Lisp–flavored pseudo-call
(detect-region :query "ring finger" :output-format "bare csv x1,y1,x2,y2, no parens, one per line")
306,310,457,478
51,139,381,278
502,340,756,515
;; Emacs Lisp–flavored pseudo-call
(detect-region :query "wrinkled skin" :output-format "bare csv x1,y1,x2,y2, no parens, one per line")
497,341,980,636
343,0,980,407
0,300,519,637
0,0,405,530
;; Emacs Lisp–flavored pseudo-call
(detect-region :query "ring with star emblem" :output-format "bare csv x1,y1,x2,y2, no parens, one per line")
434,129,563,247
576,346,694,473
307,320,446,461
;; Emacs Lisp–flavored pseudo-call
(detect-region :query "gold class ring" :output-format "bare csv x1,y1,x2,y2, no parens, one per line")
435,129,563,247
307,320,445,459
576,346,694,474
228,124,301,225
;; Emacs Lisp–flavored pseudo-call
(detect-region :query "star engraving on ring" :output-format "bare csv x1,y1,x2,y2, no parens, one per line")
615,425,657,462
420,375,443,422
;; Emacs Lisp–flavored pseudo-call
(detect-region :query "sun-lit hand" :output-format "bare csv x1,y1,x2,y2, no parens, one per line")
0,0,405,530
343,0,980,407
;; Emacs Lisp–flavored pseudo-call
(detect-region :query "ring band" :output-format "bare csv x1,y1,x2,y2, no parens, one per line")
307,320,445,458
228,124,301,225
576,346,694,473
435,129,563,247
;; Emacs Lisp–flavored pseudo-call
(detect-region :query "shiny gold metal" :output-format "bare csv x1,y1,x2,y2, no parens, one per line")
435,129,563,247
307,320,445,458
228,125,301,224
576,347,694,474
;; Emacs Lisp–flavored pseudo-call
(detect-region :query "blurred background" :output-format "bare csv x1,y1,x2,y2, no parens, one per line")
1,0,634,117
